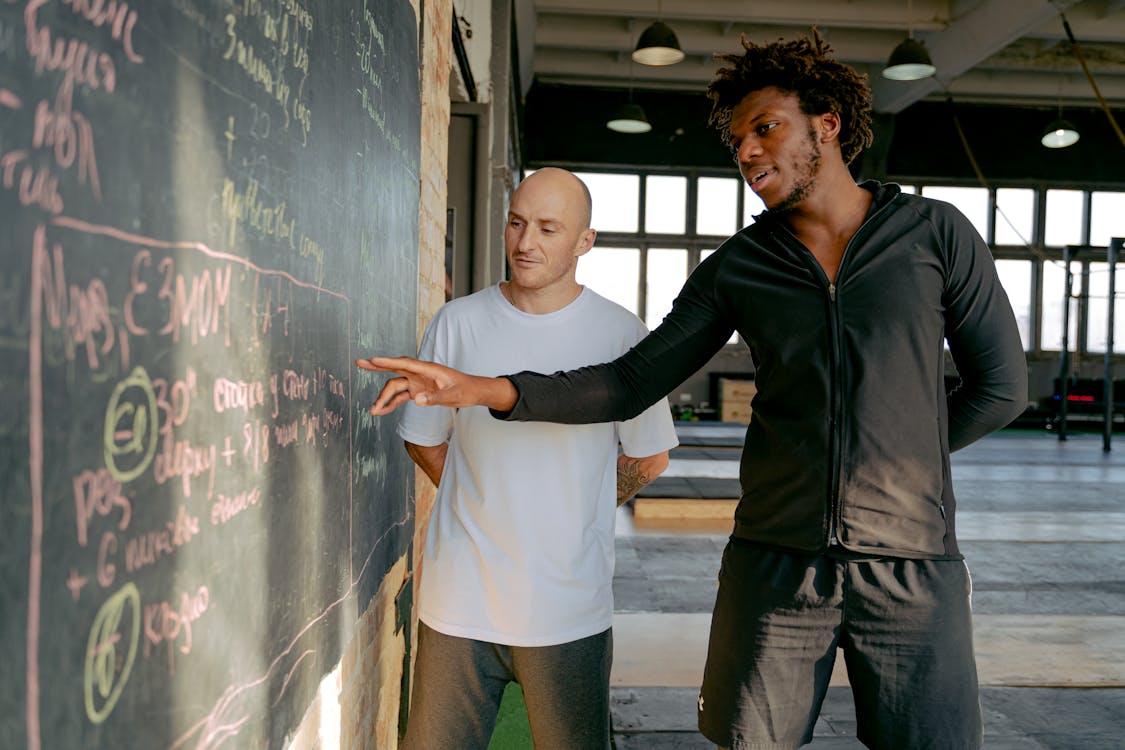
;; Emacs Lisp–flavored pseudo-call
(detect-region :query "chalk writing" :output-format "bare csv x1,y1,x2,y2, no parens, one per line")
220,176,296,250
73,468,131,547
210,486,262,525
242,419,270,471
222,14,277,102
6,1,422,748
33,97,101,200
33,226,126,369
355,4,383,100
66,568,89,601
143,585,210,665
58,0,143,63
153,370,197,433
96,531,117,587
24,0,119,106
222,1,313,144
214,376,266,414
297,232,324,283
272,418,297,446
103,367,158,482
156,259,233,345
122,504,200,575
84,582,140,724
2,148,65,212
153,436,217,498
281,368,309,400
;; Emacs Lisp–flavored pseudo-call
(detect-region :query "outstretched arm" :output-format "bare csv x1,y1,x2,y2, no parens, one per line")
356,357,518,415
617,451,670,506
360,253,733,423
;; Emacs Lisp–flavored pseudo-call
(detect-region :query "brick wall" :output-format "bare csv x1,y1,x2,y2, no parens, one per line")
286,0,451,746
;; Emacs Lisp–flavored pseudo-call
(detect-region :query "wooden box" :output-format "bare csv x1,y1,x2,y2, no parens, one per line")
719,377,757,424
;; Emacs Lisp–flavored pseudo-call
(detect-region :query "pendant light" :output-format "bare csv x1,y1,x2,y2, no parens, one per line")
883,0,935,81
607,59,652,134
883,36,936,80
607,102,652,134
632,1,684,66
1041,115,1080,148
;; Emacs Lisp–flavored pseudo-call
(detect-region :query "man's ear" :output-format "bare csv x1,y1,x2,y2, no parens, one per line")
575,228,597,257
818,111,842,143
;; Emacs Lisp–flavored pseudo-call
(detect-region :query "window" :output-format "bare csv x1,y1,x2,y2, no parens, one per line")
994,260,1032,350
697,177,739,236
1040,260,1080,351
995,188,1035,247
566,172,749,341
552,171,1121,360
1086,262,1125,354
1090,191,1125,248
576,172,639,233
741,185,765,227
1044,189,1084,248
645,175,687,235
645,248,688,329
921,186,989,240
576,246,639,313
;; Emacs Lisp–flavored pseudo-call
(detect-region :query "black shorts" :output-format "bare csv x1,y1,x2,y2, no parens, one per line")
698,541,982,750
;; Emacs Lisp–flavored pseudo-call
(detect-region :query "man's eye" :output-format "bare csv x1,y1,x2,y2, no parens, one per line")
757,122,778,136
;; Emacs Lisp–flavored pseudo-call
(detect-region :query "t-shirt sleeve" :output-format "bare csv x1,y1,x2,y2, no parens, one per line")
614,316,679,456
617,395,679,457
396,315,455,447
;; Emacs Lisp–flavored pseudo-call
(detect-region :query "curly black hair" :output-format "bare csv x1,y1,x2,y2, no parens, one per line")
707,28,874,165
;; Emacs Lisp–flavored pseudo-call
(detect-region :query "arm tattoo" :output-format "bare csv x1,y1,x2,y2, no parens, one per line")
616,456,652,506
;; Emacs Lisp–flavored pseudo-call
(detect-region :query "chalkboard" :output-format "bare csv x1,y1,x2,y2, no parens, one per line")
0,1,420,748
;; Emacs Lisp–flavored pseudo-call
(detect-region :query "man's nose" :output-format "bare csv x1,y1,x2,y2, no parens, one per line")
517,227,537,250
736,137,762,162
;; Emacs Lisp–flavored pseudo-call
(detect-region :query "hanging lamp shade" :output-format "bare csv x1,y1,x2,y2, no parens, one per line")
1041,117,1080,148
606,102,652,133
632,21,685,66
882,37,936,80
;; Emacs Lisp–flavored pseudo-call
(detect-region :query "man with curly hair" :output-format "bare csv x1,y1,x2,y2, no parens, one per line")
360,29,1027,750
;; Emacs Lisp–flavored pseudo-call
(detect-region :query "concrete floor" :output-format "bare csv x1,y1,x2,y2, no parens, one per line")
611,429,1125,749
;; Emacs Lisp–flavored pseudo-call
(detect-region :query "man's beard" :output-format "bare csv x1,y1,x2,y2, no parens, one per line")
766,124,822,216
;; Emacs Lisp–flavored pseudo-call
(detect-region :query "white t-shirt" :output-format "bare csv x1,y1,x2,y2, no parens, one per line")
397,284,678,646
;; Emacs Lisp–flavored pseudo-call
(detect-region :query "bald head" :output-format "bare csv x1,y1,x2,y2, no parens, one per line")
514,168,593,230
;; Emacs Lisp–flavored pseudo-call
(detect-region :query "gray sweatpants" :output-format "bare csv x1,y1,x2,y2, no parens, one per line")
401,621,613,750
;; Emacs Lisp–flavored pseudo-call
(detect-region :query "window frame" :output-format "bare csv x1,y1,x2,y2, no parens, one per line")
543,167,1125,362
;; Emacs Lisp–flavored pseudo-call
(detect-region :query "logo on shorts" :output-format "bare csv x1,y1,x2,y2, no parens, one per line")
698,694,705,713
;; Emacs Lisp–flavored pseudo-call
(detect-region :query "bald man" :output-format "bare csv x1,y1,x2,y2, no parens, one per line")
393,168,678,750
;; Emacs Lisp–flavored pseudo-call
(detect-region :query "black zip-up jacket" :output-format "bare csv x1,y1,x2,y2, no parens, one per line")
498,182,1028,559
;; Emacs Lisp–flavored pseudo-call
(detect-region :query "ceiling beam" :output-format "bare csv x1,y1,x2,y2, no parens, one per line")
871,0,1084,113
534,0,950,31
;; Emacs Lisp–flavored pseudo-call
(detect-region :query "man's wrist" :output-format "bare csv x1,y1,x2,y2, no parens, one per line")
483,375,518,412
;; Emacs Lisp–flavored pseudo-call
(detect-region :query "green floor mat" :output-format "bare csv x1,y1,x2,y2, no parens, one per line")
487,682,532,749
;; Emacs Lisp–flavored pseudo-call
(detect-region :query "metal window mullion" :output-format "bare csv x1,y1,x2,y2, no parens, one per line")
686,170,699,239
1030,257,1043,356
638,241,649,323
1104,238,1120,451
987,187,997,245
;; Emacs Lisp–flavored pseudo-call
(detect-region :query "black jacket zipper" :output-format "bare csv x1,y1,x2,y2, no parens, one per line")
776,195,897,549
